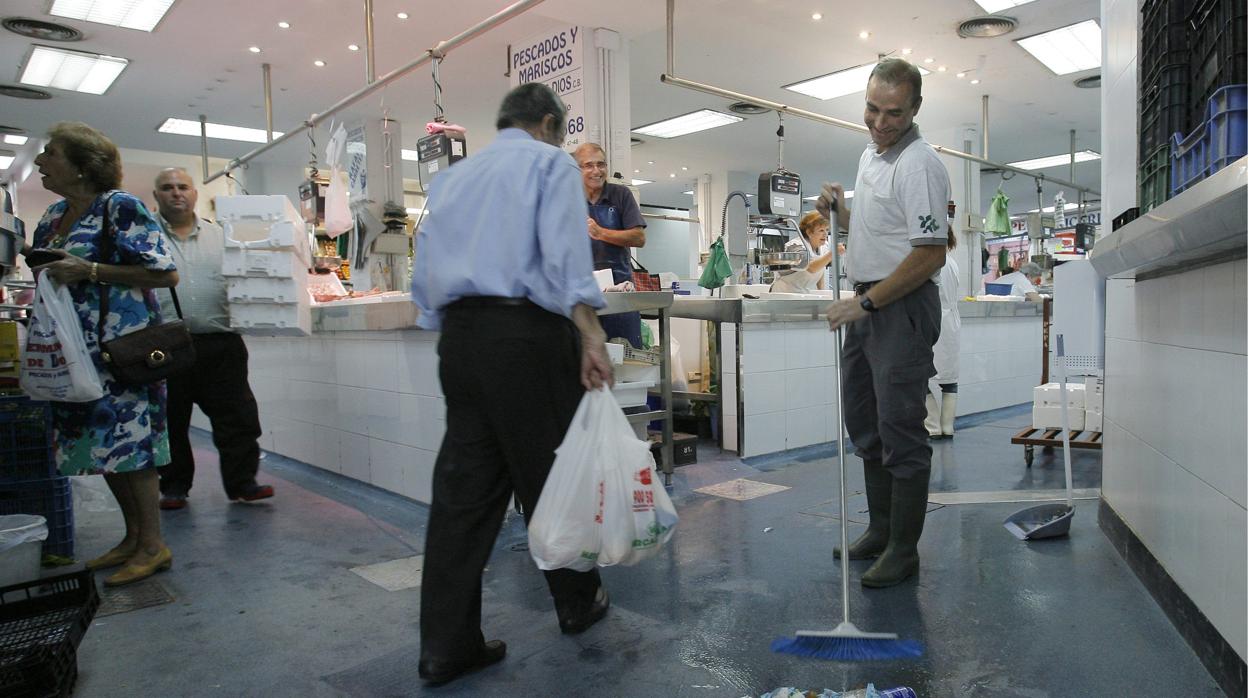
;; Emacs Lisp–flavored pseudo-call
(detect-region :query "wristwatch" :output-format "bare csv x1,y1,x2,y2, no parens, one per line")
859,295,879,313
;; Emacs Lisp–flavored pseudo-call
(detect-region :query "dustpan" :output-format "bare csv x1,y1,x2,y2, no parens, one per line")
1005,334,1077,541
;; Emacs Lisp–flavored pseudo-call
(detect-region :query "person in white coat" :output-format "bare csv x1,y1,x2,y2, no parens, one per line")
926,227,961,438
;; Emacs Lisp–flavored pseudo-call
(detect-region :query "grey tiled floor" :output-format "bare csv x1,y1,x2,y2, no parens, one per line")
66,406,1221,697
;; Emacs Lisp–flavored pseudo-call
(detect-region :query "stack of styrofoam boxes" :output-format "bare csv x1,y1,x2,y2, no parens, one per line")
1032,382,1086,431
216,195,313,336
1083,376,1104,433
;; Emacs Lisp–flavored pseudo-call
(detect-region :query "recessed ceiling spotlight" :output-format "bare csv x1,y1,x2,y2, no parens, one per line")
278,21,290,29
647,160,654,165
313,60,325,67
901,48,913,55
681,166,688,171
858,30,870,39
956,71,966,78
970,78,981,84
634,169,640,174
812,12,822,20
248,46,261,53
669,173,676,178
938,65,947,72
348,44,359,51
396,12,408,19
924,57,934,63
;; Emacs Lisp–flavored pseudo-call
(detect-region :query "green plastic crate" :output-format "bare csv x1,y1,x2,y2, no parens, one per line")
1138,144,1171,212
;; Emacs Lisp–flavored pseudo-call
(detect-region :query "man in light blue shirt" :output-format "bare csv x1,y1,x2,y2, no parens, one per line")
411,83,614,687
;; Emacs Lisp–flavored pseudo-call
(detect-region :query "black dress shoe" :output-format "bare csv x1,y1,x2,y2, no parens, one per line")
558,587,610,635
418,640,506,686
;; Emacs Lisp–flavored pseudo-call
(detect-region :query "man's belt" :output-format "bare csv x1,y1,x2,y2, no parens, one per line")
449,296,538,309
853,281,880,296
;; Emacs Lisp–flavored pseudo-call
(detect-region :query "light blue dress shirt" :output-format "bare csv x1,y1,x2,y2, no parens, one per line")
411,128,605,330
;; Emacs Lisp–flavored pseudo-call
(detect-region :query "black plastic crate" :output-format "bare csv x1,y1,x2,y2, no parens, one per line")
1139,63,1192,155
1141,0,1195,80
1187,0,1248,126
0,479,73,560
0,570,98,698
0,398,55,484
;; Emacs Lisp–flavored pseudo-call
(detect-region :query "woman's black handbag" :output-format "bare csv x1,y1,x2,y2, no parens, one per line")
95,196,195,385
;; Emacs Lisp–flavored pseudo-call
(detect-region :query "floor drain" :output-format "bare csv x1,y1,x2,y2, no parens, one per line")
97,579,175,617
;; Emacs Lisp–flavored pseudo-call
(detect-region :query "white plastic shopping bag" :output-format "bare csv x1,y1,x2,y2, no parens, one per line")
323,122,352,237
528,388,678,571
20,280,104,402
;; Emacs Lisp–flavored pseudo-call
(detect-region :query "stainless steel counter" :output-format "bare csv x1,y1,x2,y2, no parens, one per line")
669,296,1040,323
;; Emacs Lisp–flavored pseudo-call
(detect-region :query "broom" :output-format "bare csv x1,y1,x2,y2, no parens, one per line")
771,217,923,661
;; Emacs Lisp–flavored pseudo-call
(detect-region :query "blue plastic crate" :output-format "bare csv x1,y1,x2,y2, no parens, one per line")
985,282,1013,296
0,477,73,559
1170,84,1247,195
0,397,55,484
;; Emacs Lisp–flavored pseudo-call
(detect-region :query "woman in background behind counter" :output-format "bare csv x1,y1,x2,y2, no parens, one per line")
769,211,836,294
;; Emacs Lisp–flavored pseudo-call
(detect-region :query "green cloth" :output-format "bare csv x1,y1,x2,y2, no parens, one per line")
698,236,734,289
985,190,1011,235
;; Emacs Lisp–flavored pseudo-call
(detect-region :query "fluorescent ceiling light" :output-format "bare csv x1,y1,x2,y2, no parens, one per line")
1006,150,1100,170
632,110,742,139
973,0,1036,12
802,190,854,200
405,207,426,215
157,118,284,144
785,63,930,101
631,179,654,186
3,135,29,146
683,190,694,195
1016,20,1101,75
50,0,177,32
21,45,128,95
0,155,14,170
1028,203,1082,213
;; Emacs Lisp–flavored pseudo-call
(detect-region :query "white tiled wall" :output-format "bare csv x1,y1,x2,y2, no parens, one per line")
951,316,1043,416
1102,261,1248,660
193,329,443,504
1099,0,1247,661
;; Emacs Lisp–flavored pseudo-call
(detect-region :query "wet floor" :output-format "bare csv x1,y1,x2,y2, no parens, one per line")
68,405,1221,697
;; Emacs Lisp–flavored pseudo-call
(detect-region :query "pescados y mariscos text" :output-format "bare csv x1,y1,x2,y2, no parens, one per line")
512,27,580,84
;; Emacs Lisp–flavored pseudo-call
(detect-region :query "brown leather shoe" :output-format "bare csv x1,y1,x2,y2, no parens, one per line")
418,640,506,686
229,483,274,502
85,544,137,571
104,547,173,587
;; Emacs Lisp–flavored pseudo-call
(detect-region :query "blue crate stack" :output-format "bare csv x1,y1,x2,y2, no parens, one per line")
0,396,74,559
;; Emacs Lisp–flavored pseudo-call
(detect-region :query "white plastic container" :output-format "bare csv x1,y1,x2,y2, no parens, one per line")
1032,405,1086,431
604,342,624,366
611,380,654,408
227,276,310,305
215,195,303,228
618,361,660,384
0,514,48,587
229,295,311,337
222,247,309,279
223,221,311,260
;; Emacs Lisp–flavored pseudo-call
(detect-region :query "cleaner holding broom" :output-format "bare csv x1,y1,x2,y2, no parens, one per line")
818,57,950,588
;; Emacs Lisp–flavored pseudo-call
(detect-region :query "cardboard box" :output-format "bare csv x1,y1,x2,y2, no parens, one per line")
1084,409,1103,433
1032,405,1085,431
0,321,18,362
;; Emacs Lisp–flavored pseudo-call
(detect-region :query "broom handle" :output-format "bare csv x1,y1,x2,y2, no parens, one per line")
1055,334,1075,509
833,323,850,625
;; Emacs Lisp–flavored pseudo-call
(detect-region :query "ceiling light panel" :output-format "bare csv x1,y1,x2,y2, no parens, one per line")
50,0,177,32
973,0,1037,12
1006,150,1100,170
631,179,654,186
0,155,14,169
1016,20,1101,75
632,110,742,139
3,135,29,145
20,45,128,95
785,63,930,101
157,118,283,144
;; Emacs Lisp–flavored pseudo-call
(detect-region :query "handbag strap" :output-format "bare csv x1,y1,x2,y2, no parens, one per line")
630,256,650,274
95,193,183,341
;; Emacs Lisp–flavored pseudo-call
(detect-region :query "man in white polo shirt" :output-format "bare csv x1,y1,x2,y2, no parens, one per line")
152,168,273,510
817,58,950,588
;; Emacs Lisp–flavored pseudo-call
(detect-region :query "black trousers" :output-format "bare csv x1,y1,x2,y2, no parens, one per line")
419,302,602,662
841,282,940,479
159,333,263,498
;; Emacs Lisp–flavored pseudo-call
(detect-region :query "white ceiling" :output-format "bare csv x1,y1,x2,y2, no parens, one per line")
0,0,1102,215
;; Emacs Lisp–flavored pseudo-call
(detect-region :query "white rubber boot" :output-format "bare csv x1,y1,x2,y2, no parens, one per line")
924,393,941,438
940,393,958,438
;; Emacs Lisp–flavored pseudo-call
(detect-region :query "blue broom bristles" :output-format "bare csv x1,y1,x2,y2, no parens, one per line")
770,634,924,661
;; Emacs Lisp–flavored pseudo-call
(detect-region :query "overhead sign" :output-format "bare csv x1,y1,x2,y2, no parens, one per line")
508,25,588,151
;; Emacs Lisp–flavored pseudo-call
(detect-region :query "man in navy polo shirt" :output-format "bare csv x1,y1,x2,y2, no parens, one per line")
573,142,646,348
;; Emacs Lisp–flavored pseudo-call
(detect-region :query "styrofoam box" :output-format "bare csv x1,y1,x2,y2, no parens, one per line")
223,221,311,259
1085,409,1103,433
605,342,624,366
230,300,311,336
222,247,308,279
215,195,303,227
611,380,654,408
227,276,310,305
1033,383,1085,409
618,361,660,384
1032,405,1085,431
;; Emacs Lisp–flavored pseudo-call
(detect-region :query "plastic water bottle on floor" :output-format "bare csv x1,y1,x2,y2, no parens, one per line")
839,688,918,698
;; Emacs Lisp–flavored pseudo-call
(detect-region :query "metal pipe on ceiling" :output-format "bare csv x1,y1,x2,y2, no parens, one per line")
660,0,1098,196
982,95,989,160
204,0,546,184
262,63,274,142
365,0,377,84
199,115,209,182
1069,129,1076,184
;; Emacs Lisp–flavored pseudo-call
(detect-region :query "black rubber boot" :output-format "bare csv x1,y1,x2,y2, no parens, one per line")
833,461,891,560
861,469,930,588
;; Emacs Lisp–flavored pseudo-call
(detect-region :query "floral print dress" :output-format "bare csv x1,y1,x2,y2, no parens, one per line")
32,191,176,475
